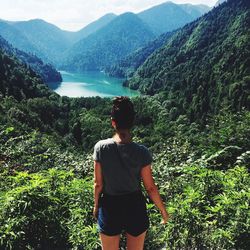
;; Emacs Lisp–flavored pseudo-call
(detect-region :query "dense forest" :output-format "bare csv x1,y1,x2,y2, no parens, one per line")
0,0,249,249
105,31,175,78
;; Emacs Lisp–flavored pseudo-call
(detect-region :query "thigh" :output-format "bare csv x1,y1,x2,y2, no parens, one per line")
126,230,147,250
100,233,120,250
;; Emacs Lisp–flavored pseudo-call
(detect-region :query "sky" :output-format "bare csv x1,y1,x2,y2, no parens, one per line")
0,0,218,31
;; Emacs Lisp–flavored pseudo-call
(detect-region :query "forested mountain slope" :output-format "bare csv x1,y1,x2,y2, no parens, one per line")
215,0,227,7
128,0,250,121
0,20,43,59
0,35,62,83
138,1,210,35
61,12,155,71
105,31,175,78
11,19,74,64
72,13,117,42
0,49,53,100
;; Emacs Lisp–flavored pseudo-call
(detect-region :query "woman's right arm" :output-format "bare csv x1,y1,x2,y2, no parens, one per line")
141,165,169,224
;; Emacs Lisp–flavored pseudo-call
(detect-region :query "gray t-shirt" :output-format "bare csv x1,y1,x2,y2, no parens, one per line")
93,138,152,195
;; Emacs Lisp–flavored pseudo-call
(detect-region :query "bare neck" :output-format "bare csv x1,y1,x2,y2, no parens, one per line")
113,130,132,144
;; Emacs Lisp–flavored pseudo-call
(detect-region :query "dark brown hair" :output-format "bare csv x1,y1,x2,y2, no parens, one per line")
111,96,135,130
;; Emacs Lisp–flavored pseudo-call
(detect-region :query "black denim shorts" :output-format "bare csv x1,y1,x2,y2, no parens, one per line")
97,191,149,237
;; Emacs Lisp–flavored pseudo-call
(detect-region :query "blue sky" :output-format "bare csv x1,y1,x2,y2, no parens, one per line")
0,0,218,31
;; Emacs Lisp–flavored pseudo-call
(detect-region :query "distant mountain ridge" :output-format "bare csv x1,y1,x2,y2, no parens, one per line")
10,19,75,64
61,12,155,71
138,1,210,35
0,20,43,58
73,13,117,42
215,0,227,7
0,14,118,65
0,35,62,82
0,1,211,70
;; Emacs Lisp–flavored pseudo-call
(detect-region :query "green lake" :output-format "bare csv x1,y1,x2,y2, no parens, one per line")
47,71,139,98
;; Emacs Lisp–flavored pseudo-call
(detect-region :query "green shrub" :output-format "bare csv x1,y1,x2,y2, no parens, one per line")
0,169,100,250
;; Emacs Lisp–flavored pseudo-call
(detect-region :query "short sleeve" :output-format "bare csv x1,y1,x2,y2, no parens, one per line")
93,142,101,162
140,145,153,168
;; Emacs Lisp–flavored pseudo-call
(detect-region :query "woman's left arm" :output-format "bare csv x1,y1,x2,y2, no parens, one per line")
93,161,103,219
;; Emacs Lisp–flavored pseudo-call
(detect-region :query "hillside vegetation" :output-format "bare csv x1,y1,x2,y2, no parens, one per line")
72,13,117,42
0,35,62,83
61,13,155,71
105,31,175,78
11,19,74,65
0,20,42,58
127,0,250,122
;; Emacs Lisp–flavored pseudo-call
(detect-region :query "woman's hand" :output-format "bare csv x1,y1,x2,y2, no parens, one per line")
160,209,169,224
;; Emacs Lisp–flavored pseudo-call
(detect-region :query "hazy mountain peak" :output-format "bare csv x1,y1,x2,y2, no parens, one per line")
75,13,117,41
118,12,138,18
215,0,227,7
138,1,210,35
62,10,155,71
15,18,63,31
27,18,46,23
100,13,116,18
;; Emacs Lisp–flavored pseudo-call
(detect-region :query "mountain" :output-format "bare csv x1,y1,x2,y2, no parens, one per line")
0,43,53,101
73,13,117,42
11,19,74,64
138,1,210,35
105,31,175,78
0,20,43,58
61,12,155,71
105,2,212,78
179,4,211,18
0,35,62,83
215,0,228,7
127,0,250,121
0,15,117,65
0,2,210,70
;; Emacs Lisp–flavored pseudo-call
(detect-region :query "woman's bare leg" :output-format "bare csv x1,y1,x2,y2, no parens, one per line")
100,233,120,250
126,230,147,250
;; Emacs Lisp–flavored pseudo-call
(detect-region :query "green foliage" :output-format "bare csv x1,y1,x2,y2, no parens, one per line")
0,170,100,250
0,50,54,100
157,166,250,249
105,32,174,78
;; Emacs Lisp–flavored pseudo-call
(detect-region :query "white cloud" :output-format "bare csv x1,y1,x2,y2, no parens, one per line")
0,0,217,31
